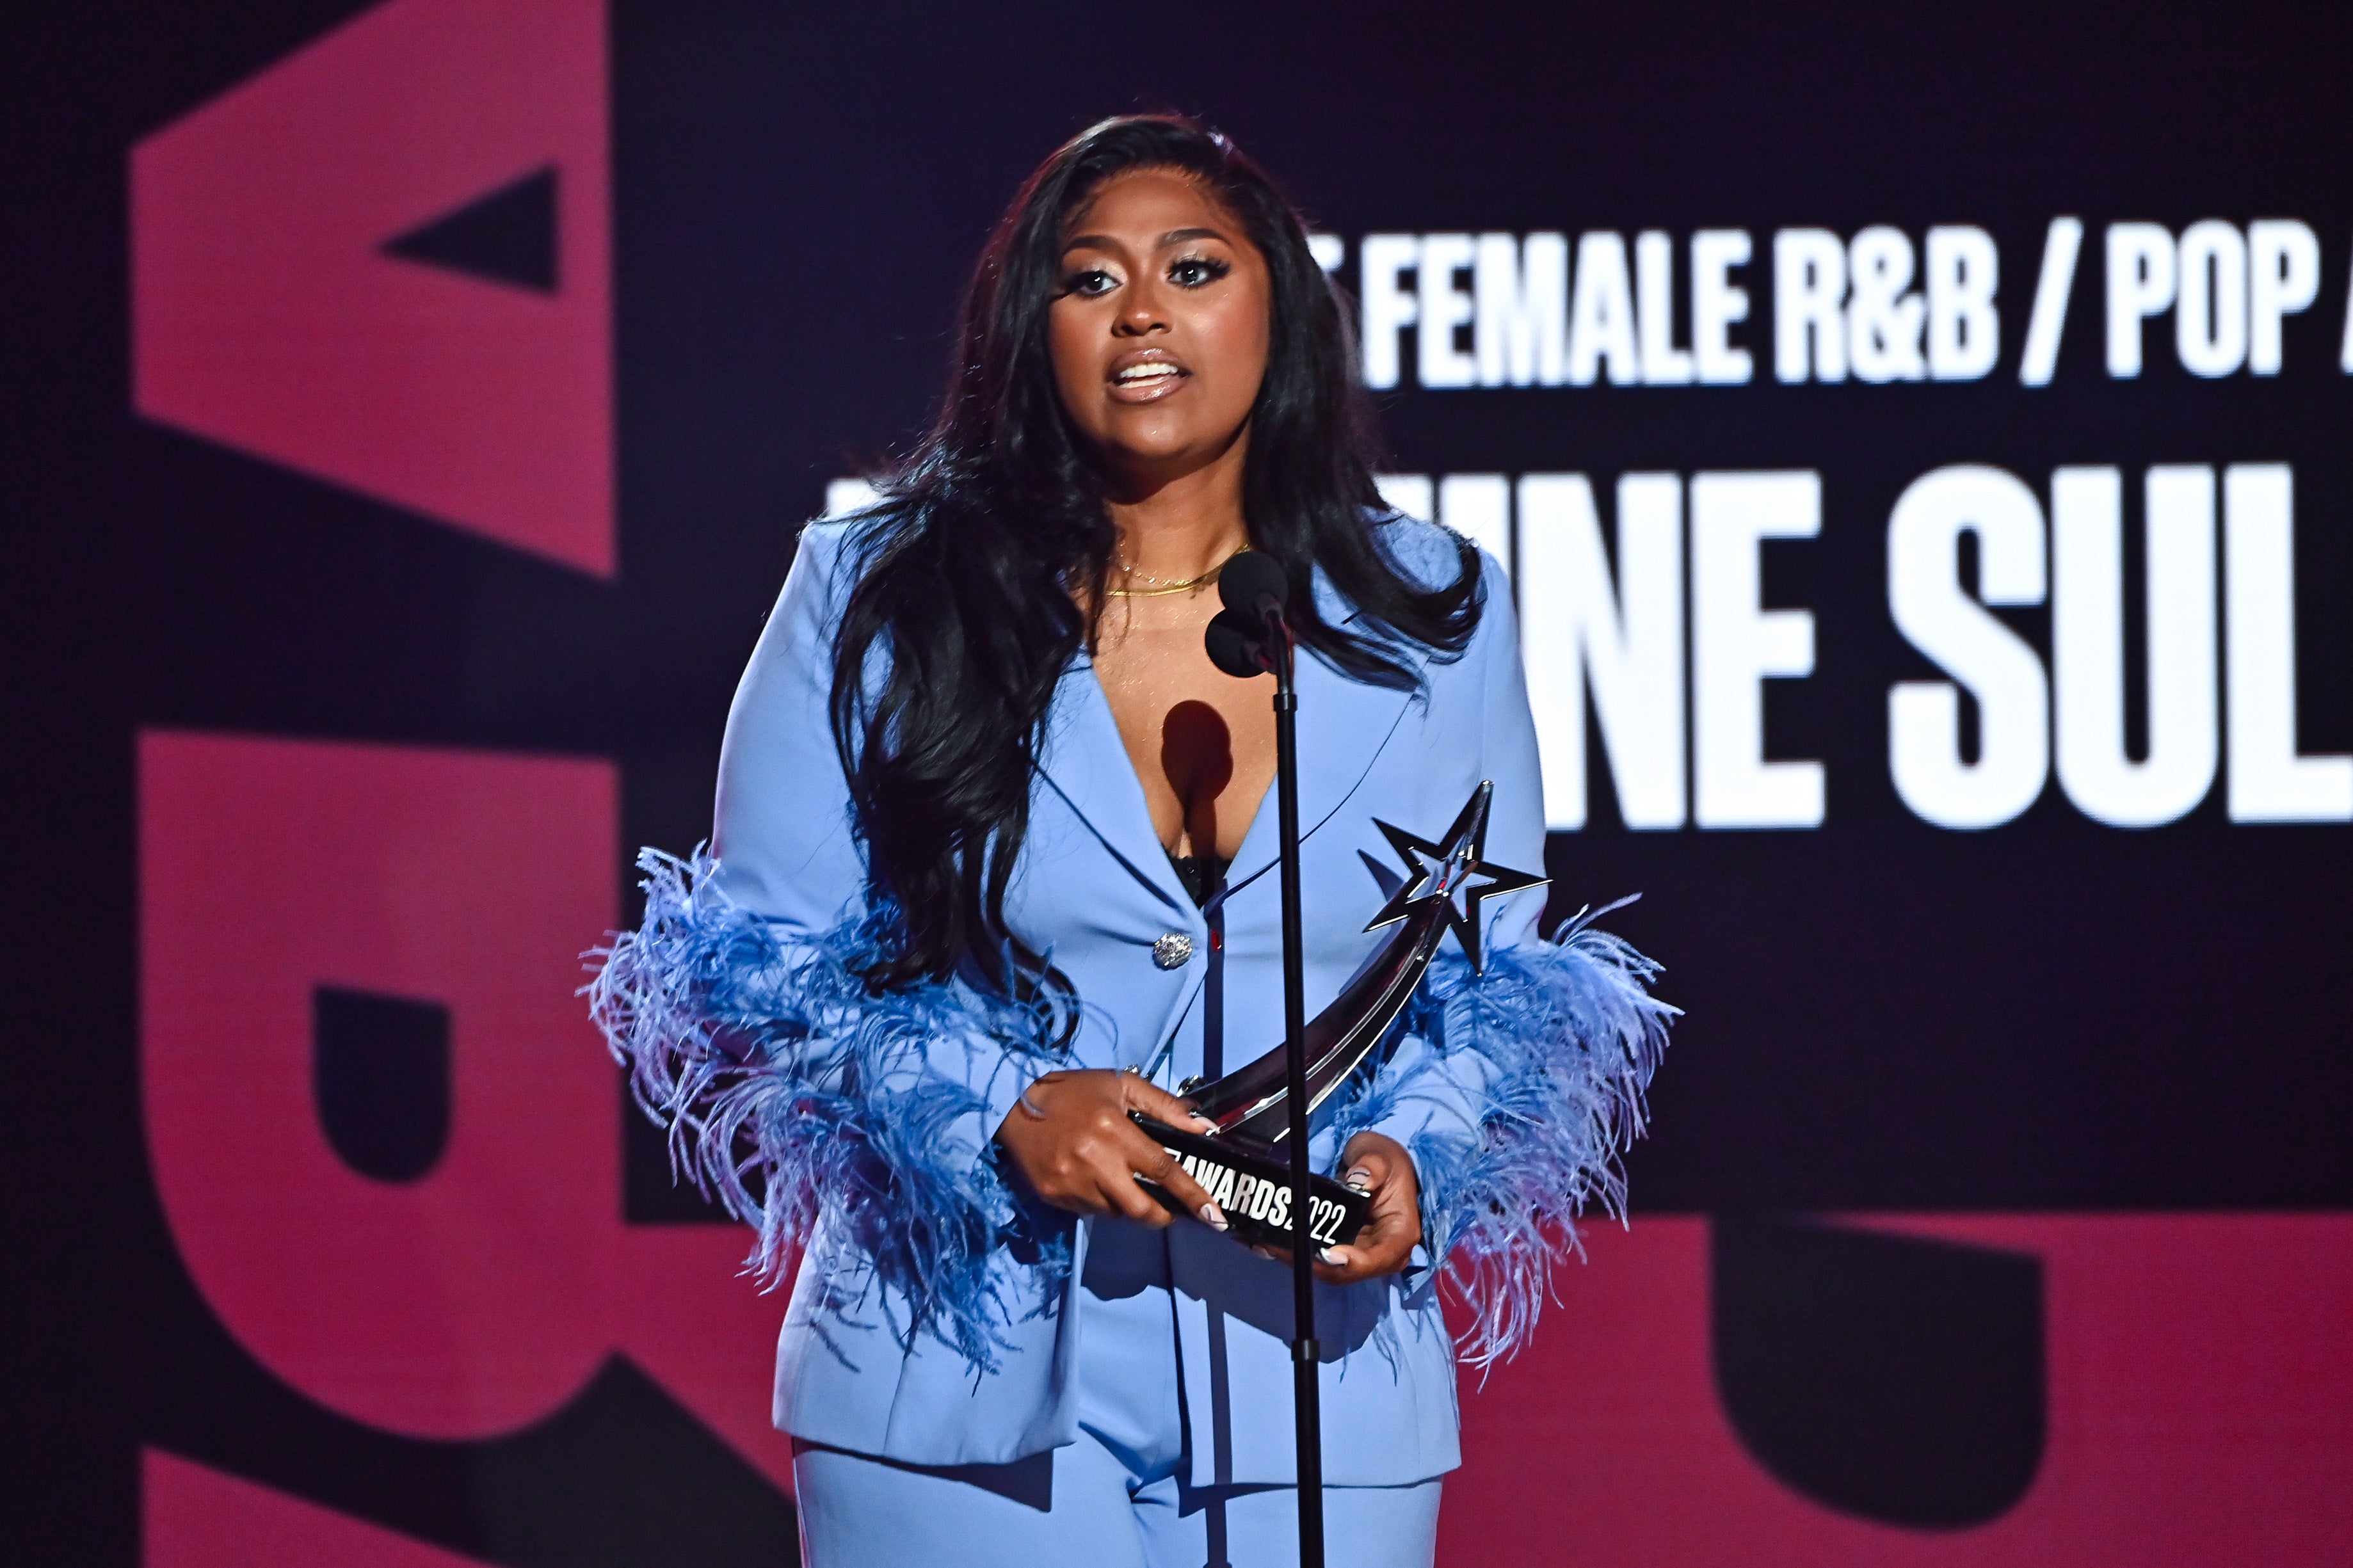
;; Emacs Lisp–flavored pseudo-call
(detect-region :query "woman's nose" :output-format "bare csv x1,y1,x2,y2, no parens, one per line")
1114,282,1169,336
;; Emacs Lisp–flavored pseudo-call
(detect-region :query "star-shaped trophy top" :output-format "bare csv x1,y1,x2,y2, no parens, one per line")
1363,780,1548,973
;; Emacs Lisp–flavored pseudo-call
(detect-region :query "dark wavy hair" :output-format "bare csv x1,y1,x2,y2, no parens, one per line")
830,113,1481,997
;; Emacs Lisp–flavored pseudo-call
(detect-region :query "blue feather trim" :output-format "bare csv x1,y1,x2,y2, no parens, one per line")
1328,906,1675,1368
583,848,1072,1371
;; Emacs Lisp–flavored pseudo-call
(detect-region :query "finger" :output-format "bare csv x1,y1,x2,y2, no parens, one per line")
1313,1186,1420,1281
1103,1160,1176,1226
1340,1132,1417,1198
1361,1153,1422,1235
1356,1212,1419,1273
1333,1214,1418,1276
1312,1230,1392,1281
1125,1126,1226,1232
1312,1222,1381,1281
1313,1230,1407,1283
1123,1075,1220,1133
1376,1190,1423,1254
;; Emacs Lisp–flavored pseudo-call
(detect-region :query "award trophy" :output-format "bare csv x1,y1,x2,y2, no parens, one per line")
1131,780,1545,1254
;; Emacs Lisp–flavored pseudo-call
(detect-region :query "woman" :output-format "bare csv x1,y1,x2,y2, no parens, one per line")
591,115,1671,1566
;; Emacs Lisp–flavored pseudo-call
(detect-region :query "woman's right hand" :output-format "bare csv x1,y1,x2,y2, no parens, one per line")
995,1069,1229,1232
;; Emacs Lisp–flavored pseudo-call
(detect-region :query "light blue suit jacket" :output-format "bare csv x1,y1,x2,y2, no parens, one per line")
709,515,1548,1488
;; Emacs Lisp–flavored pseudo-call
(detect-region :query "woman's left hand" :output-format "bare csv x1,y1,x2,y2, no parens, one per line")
1310,1130,1422,1284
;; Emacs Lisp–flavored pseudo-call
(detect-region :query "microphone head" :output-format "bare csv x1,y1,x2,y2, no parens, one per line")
1217,550,1289,616
1205,608,1270,678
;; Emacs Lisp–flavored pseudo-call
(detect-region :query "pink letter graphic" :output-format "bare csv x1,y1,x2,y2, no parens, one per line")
130,0,613,576
145,1450,495,1568
140,733,791,1489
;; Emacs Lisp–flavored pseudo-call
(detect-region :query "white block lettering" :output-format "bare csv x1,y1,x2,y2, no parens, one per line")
1374,472,1433,524
1418,233,1478,389
1693,471,1825,828
1566,232,1639,387
1691,229,1755,384
1636,231,1695,385
2174,220,2249,378
1774,228,1847,383
1475,232,1568,387
2020,217,2083,387
2105,222,2176,378
2224,464,2353,821
823,477,879,518
1888,465,2050,828
1847,226,1927,383
1518,473,1685,829
2247,220,2319,376
2052,467,2218,826
1361,234,1420,390
1925,225,1999,381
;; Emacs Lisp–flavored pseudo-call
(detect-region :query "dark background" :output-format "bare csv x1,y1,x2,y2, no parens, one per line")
6,1,2348,1563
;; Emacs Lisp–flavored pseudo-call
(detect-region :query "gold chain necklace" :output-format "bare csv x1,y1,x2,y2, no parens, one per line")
1106,544,1249,598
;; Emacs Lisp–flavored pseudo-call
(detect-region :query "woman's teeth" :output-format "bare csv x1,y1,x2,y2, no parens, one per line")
1114,364,1184,385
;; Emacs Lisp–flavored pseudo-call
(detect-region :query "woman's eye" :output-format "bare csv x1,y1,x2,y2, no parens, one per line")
1169,255,1231,288
1062,268,1118,298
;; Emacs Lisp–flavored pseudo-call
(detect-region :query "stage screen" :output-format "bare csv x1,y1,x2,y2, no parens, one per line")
7,1,2349,1562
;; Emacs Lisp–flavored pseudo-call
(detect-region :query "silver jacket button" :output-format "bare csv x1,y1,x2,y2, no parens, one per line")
1152,932,1194,970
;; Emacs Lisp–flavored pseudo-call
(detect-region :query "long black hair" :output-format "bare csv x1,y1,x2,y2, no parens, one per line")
829,114,1481,997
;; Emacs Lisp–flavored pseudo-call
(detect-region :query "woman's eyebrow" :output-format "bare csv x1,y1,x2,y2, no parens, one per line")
1061,227,1229,255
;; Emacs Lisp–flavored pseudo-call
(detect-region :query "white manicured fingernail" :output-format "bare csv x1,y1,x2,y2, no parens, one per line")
1319,1247,1347,1266
1344,1166,1374,1192
1200,1203,1229,1231
1191,1114,1218,1131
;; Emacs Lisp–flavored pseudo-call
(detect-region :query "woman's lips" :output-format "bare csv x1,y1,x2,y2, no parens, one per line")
1107,353,1191,404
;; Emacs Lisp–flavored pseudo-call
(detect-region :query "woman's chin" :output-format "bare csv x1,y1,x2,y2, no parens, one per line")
1093,419,1247,482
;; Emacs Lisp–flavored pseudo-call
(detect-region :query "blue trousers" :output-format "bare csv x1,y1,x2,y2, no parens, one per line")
792,1220,1443,1567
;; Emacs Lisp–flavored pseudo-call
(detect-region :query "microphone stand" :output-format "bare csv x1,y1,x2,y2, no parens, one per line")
1206,554,1326,1568
1261,604,1324,1568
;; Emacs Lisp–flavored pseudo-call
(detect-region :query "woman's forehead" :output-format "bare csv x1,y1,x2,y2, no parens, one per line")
1062,168,1237,247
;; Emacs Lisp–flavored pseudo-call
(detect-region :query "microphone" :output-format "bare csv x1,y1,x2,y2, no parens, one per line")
1205,611,1265,678
1205,552,1289,678
1217,550,1289,620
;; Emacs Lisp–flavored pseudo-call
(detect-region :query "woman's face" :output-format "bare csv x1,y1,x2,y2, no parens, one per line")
1048,167,1272,495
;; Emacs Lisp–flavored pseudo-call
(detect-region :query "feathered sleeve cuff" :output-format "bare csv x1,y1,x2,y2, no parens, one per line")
584,847,1072,1369
1329,908,1675,1367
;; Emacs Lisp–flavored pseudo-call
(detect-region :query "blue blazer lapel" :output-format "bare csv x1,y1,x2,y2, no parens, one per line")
1034,652,1192,914
1222,571,1422,895
1221,650,1418,895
